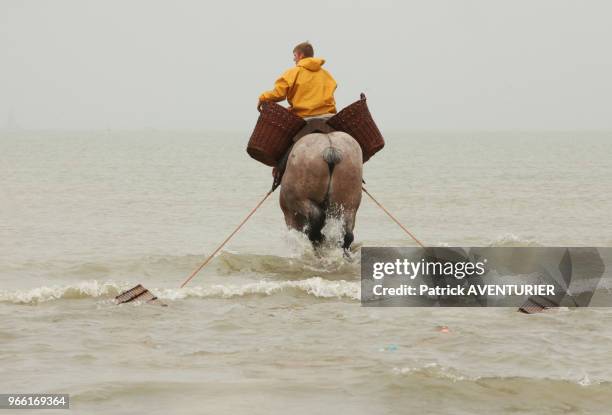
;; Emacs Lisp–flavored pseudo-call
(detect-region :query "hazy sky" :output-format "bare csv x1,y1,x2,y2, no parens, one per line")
1,0,611,130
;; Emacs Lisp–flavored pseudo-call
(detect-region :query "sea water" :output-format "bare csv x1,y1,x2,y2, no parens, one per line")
1,130,611,414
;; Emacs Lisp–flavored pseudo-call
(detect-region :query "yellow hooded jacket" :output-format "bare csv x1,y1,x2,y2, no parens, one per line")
259,57,337,117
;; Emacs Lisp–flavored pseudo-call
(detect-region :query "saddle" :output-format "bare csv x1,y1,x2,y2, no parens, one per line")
272,115,337,189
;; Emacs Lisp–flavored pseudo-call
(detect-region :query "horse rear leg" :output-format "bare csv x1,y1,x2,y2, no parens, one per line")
305,201,325,247
339,209,356,252
326,170,361,253
280,196,326,246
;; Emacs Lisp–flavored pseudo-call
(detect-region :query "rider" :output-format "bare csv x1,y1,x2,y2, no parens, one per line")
258,42,337,117
259,42,338,184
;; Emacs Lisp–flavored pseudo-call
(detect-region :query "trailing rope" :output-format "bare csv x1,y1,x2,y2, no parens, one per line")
362,186,425,248
180,189,274,288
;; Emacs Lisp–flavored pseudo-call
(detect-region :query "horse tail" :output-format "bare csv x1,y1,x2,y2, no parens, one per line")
322,145,343,173
321,136,343,212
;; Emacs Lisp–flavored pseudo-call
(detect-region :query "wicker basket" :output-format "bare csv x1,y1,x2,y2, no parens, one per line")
327,93,384,162
247,102,306,166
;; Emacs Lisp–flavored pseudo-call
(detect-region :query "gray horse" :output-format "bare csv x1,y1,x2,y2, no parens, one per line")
279,132,363,251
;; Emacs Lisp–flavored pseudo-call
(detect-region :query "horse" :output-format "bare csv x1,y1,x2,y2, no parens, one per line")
279,131,363,252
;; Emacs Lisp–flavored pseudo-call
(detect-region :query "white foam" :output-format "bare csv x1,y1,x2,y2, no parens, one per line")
577,373,601,387
392,362,468,382
0,280,123,304
158,277,360,301
488,233,541,247
0,278,360,304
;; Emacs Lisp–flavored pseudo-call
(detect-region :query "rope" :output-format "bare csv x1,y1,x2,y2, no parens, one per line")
179,189,274,288
179,185,424,288
362,186,425,248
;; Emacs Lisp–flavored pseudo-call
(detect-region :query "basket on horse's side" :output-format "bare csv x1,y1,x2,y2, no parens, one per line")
327,94,384,162
247,102,306,166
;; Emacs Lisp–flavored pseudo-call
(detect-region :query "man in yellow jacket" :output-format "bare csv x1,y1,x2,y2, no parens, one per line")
258,42,337,117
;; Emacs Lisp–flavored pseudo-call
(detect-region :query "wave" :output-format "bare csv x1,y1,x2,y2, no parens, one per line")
215,251,359,279
0,280,124,304
0,234,545,282
0,278,360,305
486,233,542,247
390,362,607,387
157,277,359,301
2,248,360,281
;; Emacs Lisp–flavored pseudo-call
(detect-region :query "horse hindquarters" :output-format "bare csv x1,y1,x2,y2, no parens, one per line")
279,132,363,250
